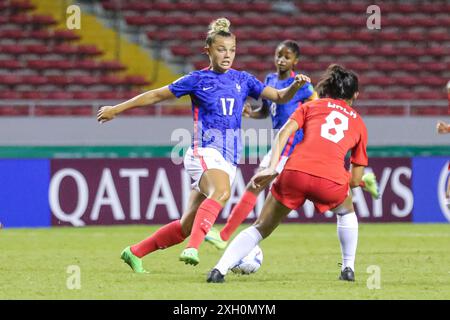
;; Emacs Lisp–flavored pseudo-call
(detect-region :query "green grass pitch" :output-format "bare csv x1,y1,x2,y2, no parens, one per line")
1,223,450,299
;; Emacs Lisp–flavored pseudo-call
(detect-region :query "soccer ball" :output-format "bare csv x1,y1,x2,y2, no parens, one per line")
230,245,263,275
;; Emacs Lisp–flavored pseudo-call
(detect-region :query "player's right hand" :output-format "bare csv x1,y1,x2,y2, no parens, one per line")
251,168,278,189
294,74,311,88
242,102,252,118
436,120,449,134
97,106,116,123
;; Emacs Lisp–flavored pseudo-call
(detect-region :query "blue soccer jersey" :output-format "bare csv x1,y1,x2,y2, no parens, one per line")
169,68,266,165
262,71,314,157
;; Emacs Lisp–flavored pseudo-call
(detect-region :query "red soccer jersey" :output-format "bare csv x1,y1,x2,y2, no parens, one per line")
285,98,368,185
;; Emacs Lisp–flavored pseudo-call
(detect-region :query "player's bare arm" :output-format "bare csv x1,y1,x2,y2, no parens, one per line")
349,164,365,188
251,119,299,188
260,74,311,104
97,86,176,123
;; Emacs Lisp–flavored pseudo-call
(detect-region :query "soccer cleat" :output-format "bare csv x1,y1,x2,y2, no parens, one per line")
120,246,148,273
207,268,225,283
339,267,355,282
362,172,380,199
179,247,200,266
205,227,228,250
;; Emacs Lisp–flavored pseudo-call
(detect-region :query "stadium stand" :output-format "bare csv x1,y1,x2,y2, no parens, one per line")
0,0,148,116
0,0,448,116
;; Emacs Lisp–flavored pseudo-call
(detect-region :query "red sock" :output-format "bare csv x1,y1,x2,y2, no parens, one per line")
187,198,222,249
220,191,257,241
130,220,186,258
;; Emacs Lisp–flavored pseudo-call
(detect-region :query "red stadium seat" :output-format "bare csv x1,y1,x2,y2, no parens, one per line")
171,45,193,57
46,75,71,86
73,91,99,100
247,46,272,56
147,30,173,42
0,106,29,116
27,44,51,55
396,76,420,87
412,106,448,116
78,44,102,56
124,75,150,86
99,60,126,71
0,91,21,99
0,59,22,69
0,75,21,86
30,29,52,40
72,75,98,86
54,43,79,55
22,91,47,99
101,75,125,86
53,29,80,41
46,91,74,99
0,29,24,40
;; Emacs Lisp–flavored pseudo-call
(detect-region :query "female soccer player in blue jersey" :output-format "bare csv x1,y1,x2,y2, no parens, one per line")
97,18,311,272
204,40,318,248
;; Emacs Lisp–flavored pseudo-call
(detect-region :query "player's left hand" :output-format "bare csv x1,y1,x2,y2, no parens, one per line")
251,168,278,189
97,106,116,124
242,102,253,118
294,74,311,88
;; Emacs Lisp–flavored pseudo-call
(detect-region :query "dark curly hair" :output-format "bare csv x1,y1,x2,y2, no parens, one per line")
316,64,359,100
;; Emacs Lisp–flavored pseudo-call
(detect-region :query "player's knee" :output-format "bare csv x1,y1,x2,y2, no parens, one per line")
333,204,354,216
209,188,230,203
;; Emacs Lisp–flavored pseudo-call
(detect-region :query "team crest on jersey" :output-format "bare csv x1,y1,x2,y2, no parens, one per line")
236,83,241,93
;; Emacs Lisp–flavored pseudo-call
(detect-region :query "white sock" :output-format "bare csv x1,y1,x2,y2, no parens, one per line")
337,212,358,271
214,226,263,275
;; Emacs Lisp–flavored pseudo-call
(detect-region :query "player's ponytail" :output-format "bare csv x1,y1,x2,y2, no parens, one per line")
316,64,359,100
206,17,234,46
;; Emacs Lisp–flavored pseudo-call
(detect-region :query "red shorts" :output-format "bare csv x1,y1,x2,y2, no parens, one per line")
271,169,349,213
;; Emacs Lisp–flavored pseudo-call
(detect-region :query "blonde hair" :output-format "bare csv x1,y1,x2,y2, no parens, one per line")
206,17,233,46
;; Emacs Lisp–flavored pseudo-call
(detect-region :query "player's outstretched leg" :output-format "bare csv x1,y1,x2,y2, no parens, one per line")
361,172,380,199
207,226,262,283
120,246,149,274
181,169,228,266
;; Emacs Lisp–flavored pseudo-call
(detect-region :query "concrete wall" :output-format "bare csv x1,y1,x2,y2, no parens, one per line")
0,116,449,146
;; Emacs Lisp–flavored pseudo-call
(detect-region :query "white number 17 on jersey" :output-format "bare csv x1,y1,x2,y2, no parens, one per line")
220,98,235,116
320,111,349,143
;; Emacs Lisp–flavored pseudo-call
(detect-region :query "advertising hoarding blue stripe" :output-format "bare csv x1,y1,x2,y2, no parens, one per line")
0,159,51,228
412,157,449,223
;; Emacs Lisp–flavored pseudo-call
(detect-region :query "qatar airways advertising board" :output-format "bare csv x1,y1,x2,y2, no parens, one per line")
1,157,425,228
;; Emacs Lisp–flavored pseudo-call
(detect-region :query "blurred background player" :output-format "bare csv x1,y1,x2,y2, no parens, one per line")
207,64,368,283
97,17,311,272
205,41,379,250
